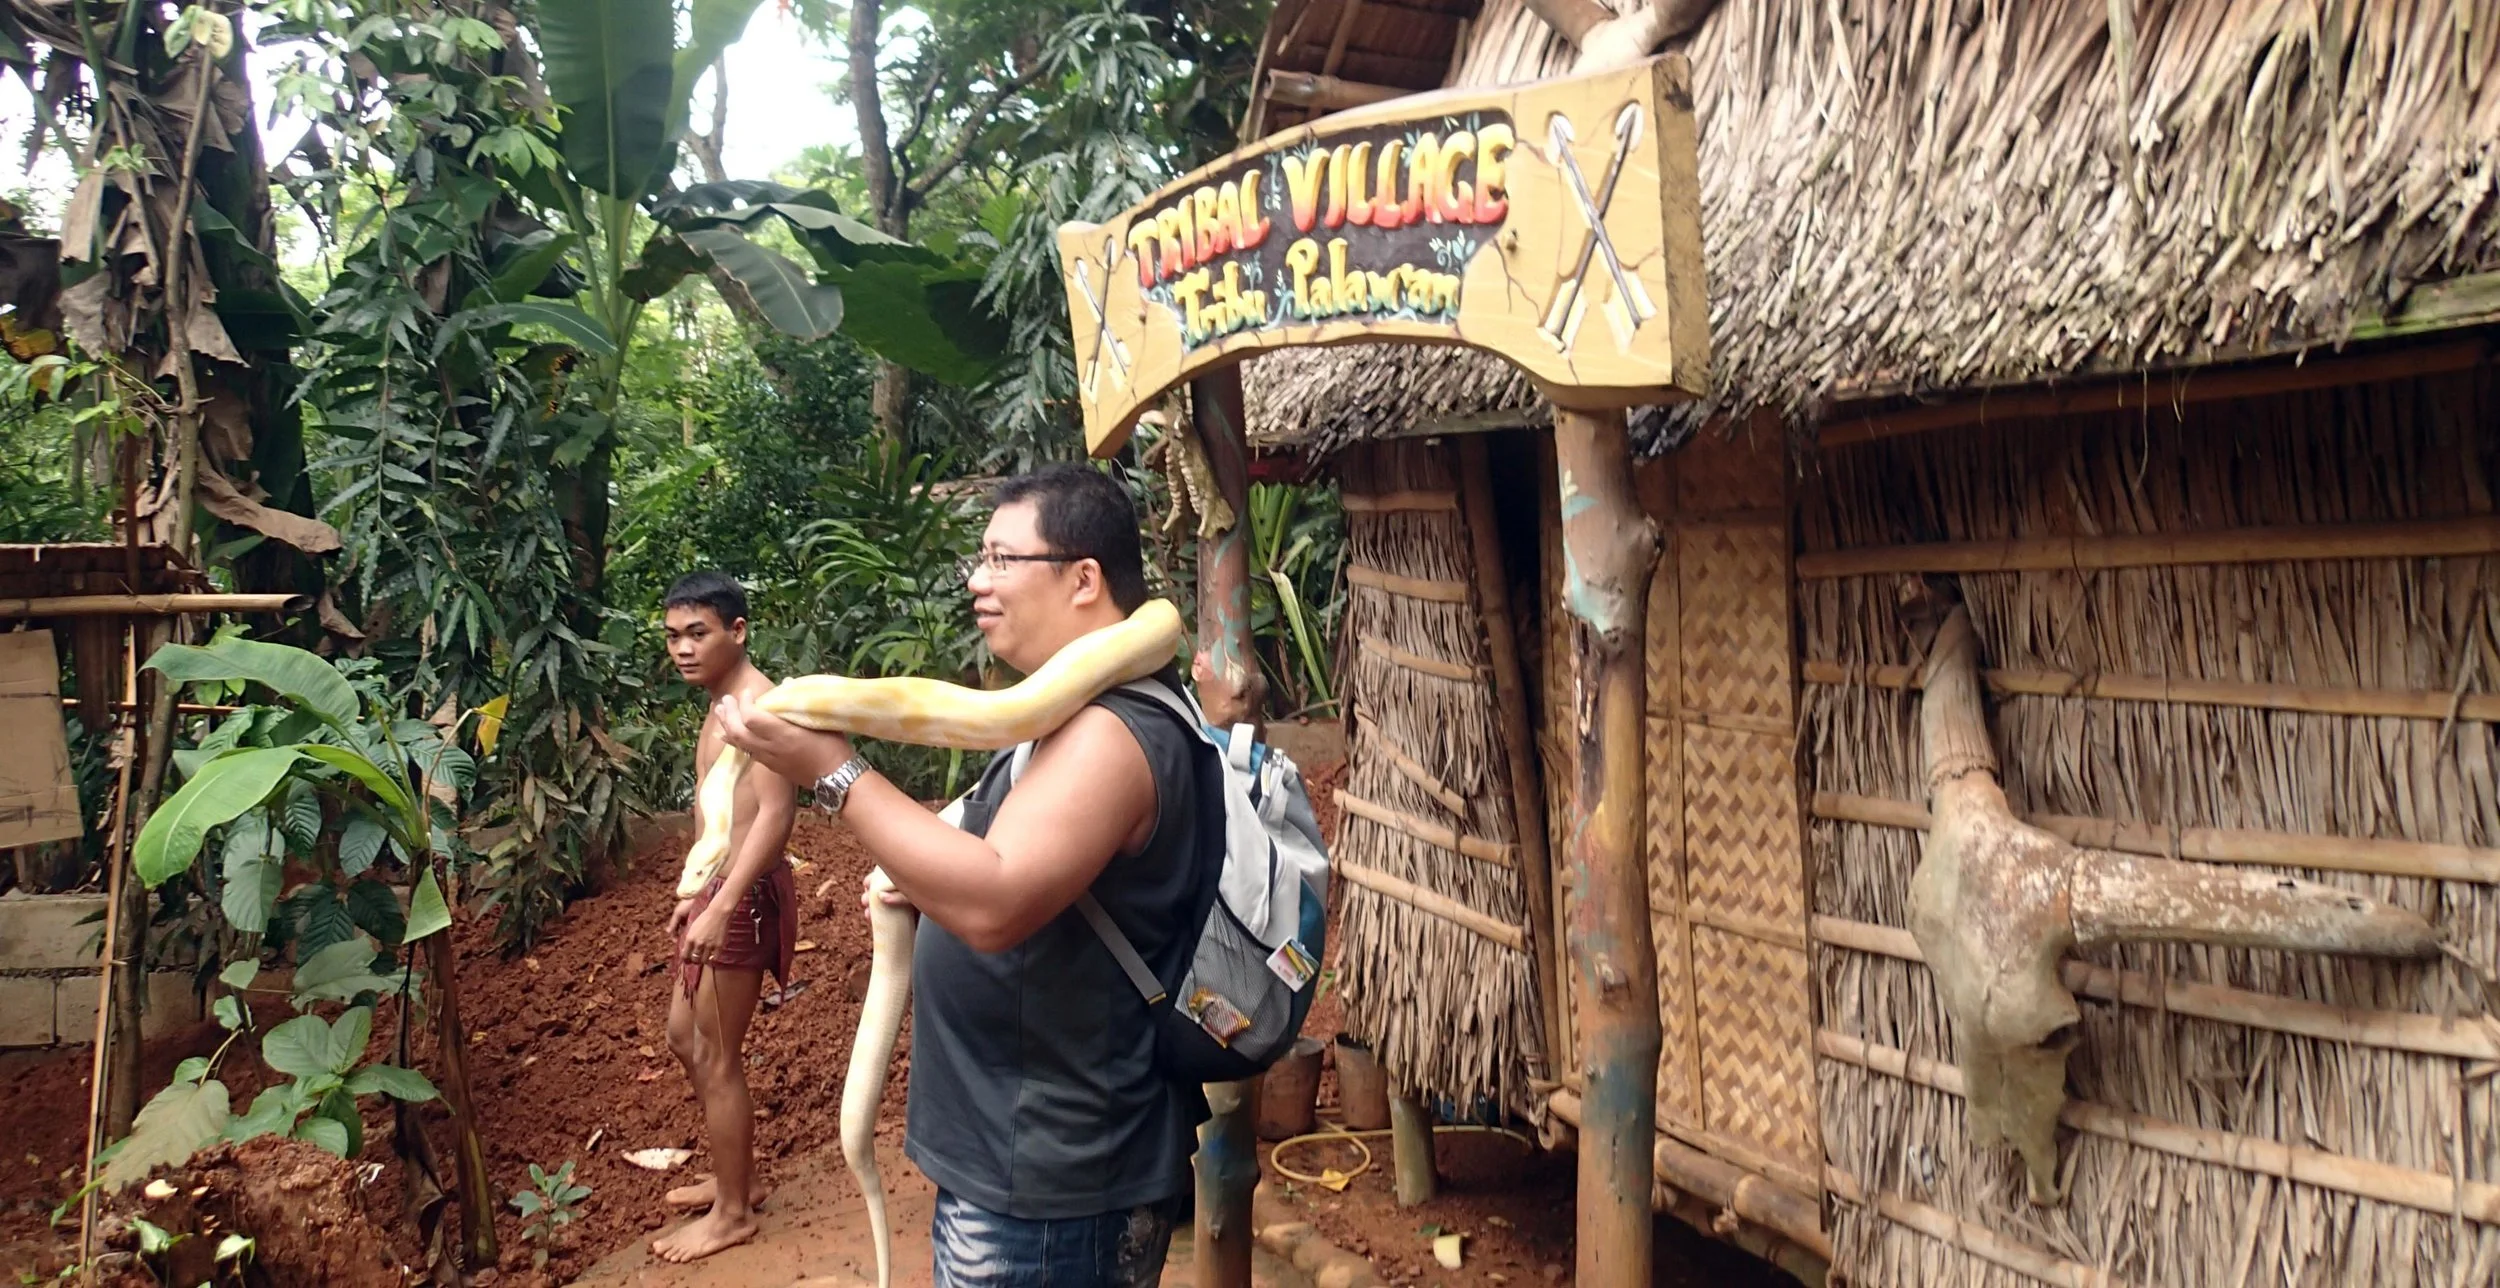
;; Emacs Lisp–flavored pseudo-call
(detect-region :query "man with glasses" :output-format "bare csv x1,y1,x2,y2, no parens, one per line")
715,462,1219,1288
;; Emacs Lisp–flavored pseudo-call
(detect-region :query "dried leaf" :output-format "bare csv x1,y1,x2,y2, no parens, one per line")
196,464,342,555
622,1147,693,1171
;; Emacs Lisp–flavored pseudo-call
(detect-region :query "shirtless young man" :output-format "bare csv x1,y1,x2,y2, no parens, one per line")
653,571,800,1264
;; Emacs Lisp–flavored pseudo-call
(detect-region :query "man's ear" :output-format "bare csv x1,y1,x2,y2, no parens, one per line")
731,617,750,646
1070,559,1107,608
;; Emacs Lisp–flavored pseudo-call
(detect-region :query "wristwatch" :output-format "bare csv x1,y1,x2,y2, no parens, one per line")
813,754,870,815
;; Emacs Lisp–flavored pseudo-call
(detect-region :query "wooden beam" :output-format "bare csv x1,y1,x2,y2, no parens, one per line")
1809,914,2500,1062
1546,1090,1830,1260
0,593,302,618
1320,0,1364,74
1357,632,1482,683
1338,858,1527,950
1265,69,1408,113
1351,708,1471,816
1811,791,2500,885
1795,515,2500,579
1340,489,1459,514
1803,658,2500,723
1819,1031,2500,1224
1819,336,2493,449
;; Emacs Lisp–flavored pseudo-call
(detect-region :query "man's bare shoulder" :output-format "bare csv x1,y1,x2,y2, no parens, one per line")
1026,705,1153,798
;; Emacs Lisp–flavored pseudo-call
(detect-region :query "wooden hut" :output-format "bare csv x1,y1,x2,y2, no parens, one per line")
1218,2,2500,1285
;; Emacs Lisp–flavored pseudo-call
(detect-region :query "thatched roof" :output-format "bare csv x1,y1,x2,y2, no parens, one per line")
1244,0,2500,456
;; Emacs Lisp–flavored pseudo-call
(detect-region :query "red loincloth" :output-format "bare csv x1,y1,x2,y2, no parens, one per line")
673,856,799,998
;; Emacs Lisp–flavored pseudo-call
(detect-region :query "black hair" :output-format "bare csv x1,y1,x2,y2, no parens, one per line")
987,463,1149,612
663,570,749,629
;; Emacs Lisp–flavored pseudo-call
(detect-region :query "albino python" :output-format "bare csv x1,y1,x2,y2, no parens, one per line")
676,598,1186,1288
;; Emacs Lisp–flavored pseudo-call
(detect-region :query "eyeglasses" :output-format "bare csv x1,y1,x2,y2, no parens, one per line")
954,549,1089,583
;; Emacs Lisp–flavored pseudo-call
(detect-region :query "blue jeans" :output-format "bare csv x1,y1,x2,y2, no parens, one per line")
930,1189,1185,1288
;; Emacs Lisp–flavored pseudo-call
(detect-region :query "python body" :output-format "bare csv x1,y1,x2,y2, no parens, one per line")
677,599,1185,1288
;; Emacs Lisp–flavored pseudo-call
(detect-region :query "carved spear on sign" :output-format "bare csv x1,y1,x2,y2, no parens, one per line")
1904,594,2442,1205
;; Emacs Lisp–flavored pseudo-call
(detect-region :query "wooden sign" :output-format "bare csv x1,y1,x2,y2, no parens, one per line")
1057,54,1708,457
0,630,82,850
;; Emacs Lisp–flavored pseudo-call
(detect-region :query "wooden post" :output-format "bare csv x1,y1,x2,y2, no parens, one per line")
1458,435,1563,1077
1187,362,1262,1288
108,618,174,1136
1390,1091,1438,1206
1551,407,1663,1288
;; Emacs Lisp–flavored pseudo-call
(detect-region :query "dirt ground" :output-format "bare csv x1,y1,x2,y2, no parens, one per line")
0,720,1795,1287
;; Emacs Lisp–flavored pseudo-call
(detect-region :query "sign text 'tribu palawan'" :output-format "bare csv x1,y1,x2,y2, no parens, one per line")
1124,115,1515,347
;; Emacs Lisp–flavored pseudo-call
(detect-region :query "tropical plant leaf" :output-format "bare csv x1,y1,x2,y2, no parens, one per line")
219,816,283,935
296,745,413,818
681,226,844,339
344,877,406,948
345,1064,439,1102
822,259,1006,385
173,1056,210,1084
619,231,707,302
664,0,768,145
293,1113,351,1158
135,749,302,888
289,935,394,1006
217,960,257,991
261,1014,334,1078
538,0,678,198
223,1084,304,1144
481,230,580,305
338,814,388,878
100,1080,231,1190
473,694,510,756
283,885,359,964
404,865,453,942
327,1006,374,1075
278,780,322,854
443,301,616,358
144,639,357,727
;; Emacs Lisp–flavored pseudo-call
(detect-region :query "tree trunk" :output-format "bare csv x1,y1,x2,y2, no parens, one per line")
1186,366,1266,729
1551,407,1662,1288
427,922,499,1267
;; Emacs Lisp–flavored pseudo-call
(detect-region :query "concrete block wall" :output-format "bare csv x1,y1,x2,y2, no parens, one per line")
0,891,203,1048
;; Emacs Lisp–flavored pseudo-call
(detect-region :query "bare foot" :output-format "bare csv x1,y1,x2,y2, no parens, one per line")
664,1175,771,1209
651,1207,759,1264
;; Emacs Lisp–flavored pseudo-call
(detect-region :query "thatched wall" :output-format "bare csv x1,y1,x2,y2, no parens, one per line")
1332,439,1545,1112
1801,360,2500,1285
1244,0,2500,457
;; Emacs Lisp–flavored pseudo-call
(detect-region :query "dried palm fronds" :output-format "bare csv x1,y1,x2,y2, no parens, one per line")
1244,0,2500,458
1801,367,2500,1285
1334,439,1546,1114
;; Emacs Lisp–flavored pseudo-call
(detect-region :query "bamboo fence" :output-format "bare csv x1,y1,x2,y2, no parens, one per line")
1800,363,2500,1286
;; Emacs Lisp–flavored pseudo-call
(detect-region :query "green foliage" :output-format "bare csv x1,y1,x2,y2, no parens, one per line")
511,1160,593,1266
1245,482,1346,718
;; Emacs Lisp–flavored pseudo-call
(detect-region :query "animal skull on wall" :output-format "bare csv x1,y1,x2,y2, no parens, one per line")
1902,592,2442,1205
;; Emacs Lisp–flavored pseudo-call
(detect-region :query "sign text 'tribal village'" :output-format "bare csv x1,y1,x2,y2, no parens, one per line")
1125,114,1515,348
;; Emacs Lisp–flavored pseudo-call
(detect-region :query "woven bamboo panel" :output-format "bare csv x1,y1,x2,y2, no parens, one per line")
1678,523,1793,726
1646,713,1704,1126
1676,420,1786,515
1681,724,1805,929
1537,444,1582,1073
1693,923,1819,1172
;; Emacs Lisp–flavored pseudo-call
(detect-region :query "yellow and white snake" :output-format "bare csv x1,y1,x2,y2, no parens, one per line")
675,599,1186,1288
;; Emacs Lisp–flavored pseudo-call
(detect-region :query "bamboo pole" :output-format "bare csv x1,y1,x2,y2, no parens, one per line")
1817,1031,2500,1222
1390,1092,1437,1206
1264,70,1408,112
110,618,174,1136
1812,791,2500,884
77,626,137,1274
1796,515,2500,579
1350,710,1470,816
1547,1089,1832,1267
1551,406,1662,1288
1809,913,2500,1061
1188,365,1261,1288
1336,790,1516,865
1345,563,1473,603
1356,633,1481,683
1340,489,1460,513
1458,433,1564,1081
1801,658,2500,723
1337,859,1527,951
0,593,301,618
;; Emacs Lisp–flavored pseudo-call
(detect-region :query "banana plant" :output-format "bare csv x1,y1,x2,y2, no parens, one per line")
121,635,501,1264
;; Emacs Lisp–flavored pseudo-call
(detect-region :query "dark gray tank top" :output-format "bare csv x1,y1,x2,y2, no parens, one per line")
902,668,1218,1219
